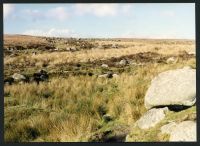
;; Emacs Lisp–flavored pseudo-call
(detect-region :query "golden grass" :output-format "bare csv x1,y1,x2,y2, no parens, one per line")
4,57,196,142
4,36,196,142
4,39,195,67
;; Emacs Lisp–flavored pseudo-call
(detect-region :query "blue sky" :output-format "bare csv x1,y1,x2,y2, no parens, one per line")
3,3,195,39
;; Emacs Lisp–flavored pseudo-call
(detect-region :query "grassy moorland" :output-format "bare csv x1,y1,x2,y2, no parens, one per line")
4,35,196,142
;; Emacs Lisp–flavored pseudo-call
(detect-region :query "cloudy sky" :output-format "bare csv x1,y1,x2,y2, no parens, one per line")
3,3,195,39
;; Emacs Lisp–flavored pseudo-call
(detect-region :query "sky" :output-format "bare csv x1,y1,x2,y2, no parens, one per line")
3,3,195,39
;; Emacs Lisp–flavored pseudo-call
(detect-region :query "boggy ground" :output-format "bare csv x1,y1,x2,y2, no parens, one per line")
4,35,196,142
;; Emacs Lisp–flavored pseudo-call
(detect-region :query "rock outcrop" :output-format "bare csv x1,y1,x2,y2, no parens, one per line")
145,67,196,109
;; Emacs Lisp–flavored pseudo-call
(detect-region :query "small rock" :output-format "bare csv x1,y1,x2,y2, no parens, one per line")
166,57,177,64
169,121,196,141
102,114,113,123
98,72,114,79
119,59,129,66
137,107,168,129
12,73,26,82
188,51,195,55
112,44,118,49
70,47,77,52
112,74,119,78
101,64,109,68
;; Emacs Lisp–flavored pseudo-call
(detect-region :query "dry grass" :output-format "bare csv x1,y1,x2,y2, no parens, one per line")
4,36,196,142
4,57,196,142
4,39,195,67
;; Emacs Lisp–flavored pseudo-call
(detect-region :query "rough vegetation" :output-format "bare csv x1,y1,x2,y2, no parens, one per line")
4,35,196,142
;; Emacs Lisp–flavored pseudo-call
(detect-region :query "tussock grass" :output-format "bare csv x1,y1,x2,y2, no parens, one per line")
4,37,196,142
4,57,196,142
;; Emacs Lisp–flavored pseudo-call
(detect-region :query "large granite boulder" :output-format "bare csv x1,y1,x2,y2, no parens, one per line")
145,67,196,109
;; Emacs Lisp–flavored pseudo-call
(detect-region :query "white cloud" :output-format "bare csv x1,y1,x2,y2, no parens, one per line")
23,9,45,21
4,4,15,19
47,7,68,21
23,28,77,37
121,5,132,14
161,10,175,17
74,4,132,17
22,7,68,21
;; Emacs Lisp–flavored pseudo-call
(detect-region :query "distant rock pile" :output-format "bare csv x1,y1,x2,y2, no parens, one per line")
33,69,49,84
4,69,49,85
98,71,119,79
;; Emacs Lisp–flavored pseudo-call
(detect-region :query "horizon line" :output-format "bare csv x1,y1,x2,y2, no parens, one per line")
4,33,195,41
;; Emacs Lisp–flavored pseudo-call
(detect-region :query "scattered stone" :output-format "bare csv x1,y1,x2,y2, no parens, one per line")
137,107,168,129
70,47,77,52
98,72,116,79
112,74,119,78
188,51,195,55
12,73,26,82
166,57,178,64
101,64,109,68
102,114,113,123
169,121,196,142
112,44,118,49
119,59,129,66
145,67,196,109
